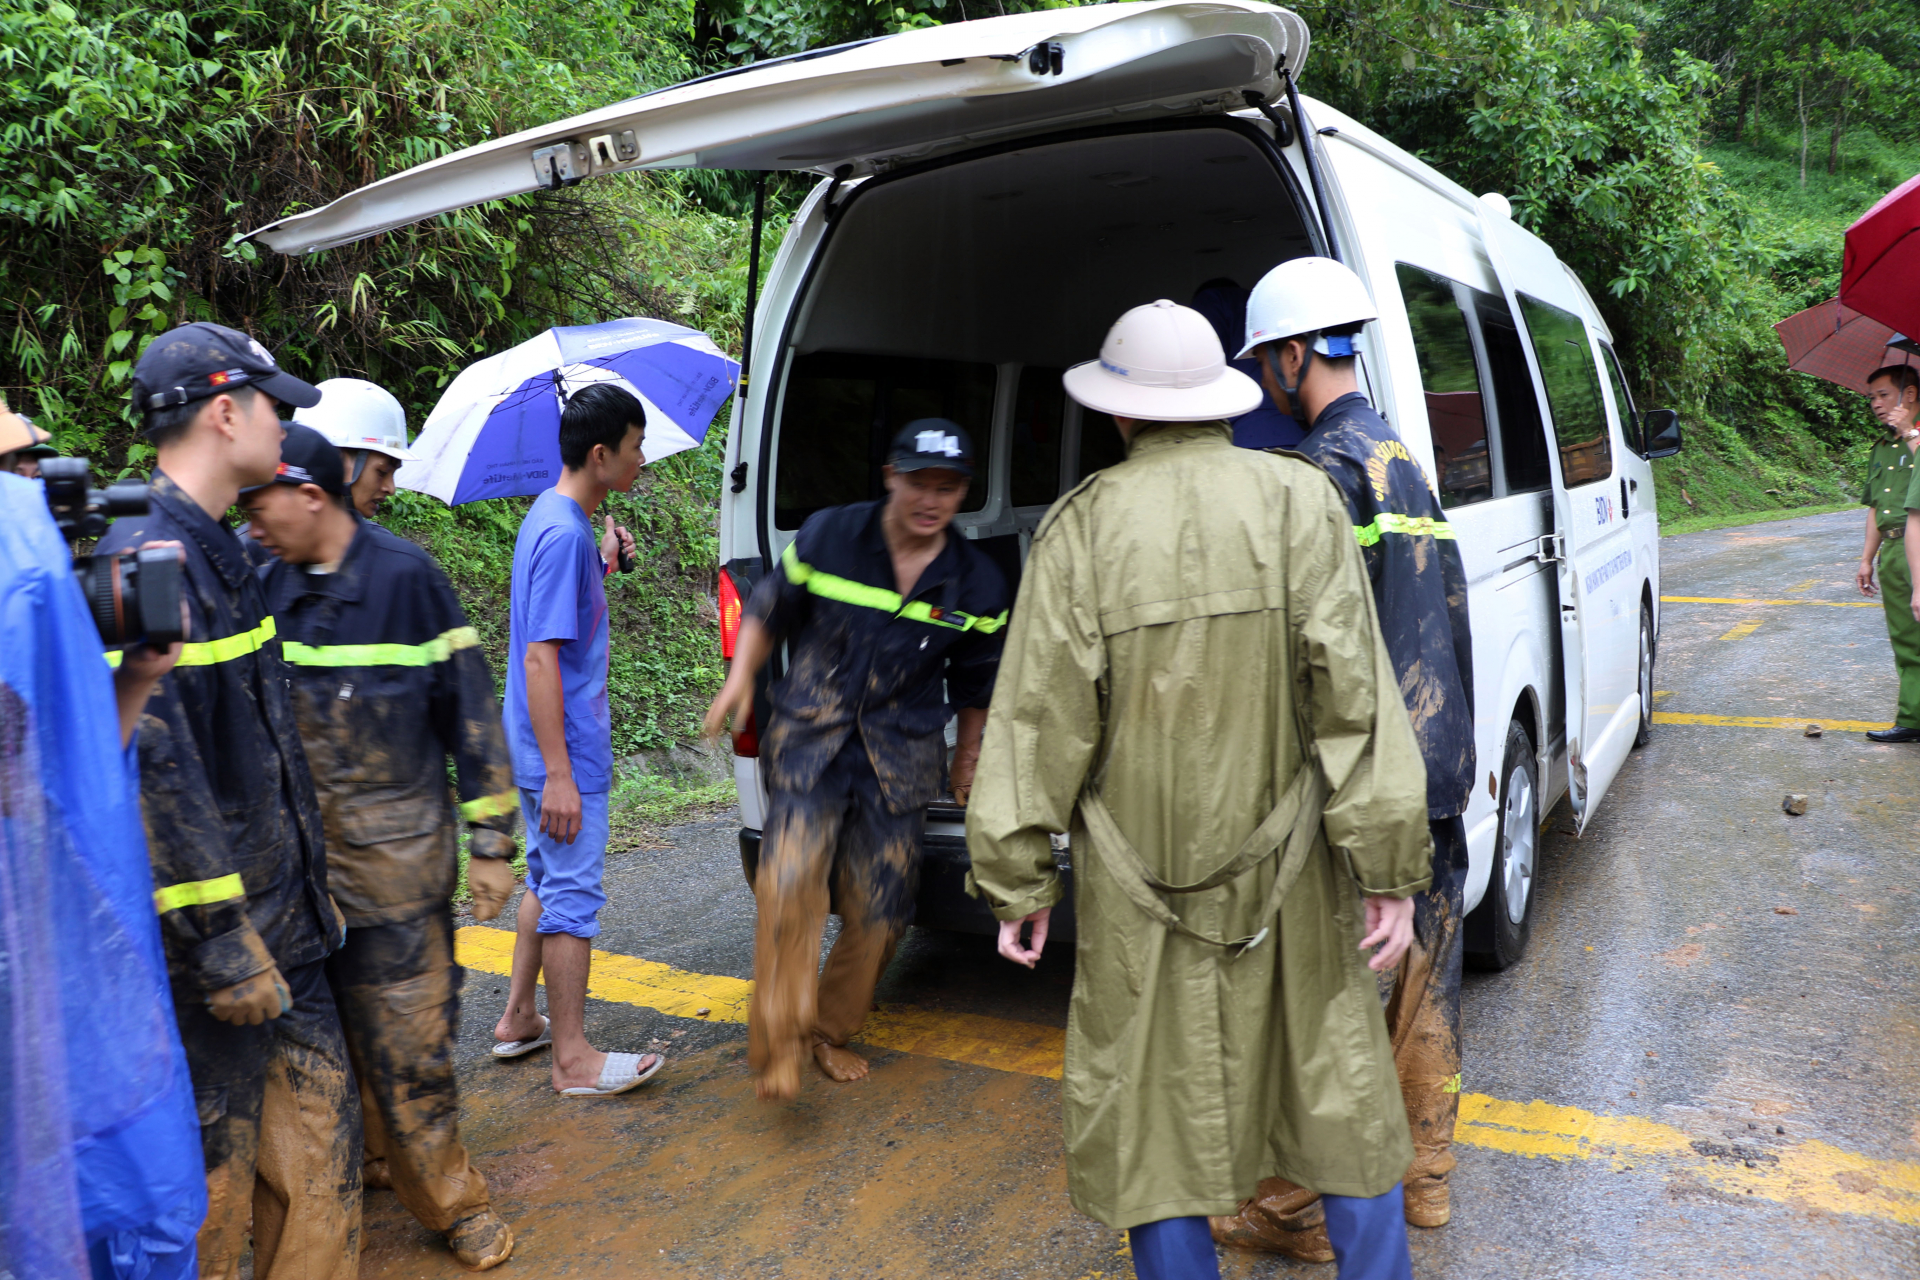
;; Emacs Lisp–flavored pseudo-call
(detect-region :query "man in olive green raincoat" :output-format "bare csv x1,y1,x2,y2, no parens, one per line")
966,301,1432,1280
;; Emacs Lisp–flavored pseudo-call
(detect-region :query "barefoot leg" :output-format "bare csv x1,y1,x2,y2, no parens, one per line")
813,1038,871,1083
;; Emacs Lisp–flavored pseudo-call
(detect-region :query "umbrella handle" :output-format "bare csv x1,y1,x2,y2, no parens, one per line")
617,547,634,574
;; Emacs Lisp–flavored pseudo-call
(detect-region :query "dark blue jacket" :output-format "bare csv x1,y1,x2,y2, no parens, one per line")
98,472,334,992
1295,393,1477,819
262,517,517,927
747,500,1009,813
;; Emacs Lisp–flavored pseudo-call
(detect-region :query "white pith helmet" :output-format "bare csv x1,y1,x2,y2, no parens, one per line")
295,378,419,462
1062,299,1263,422
1237,256,1378,361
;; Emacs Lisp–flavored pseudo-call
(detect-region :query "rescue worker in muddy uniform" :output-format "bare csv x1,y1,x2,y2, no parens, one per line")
703,420,1009,1102
240,424,520,1270
967,299,1430,1280
98,323,361,1280
1211,257,1478,1257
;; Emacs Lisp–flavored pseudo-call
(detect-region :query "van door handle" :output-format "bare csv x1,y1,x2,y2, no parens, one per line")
1534,534,1565,564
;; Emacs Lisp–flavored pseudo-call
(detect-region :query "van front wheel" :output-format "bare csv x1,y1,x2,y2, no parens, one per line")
1466,718,1538,971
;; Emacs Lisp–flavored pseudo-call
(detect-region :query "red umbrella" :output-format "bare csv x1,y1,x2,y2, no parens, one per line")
1774,297,1920,394
1841,171,1920,339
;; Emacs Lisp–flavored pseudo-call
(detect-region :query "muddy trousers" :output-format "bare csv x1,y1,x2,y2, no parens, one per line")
178,958,362,1280
748,741,924,1085
1135,1192,1411,1280
1878,539,1920,728
1383,816,1468,1210
327,911,492,1236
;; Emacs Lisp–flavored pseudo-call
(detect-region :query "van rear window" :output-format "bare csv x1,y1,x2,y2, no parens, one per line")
1517,296,1614,488
774,352,995,529
1011,367,1066,508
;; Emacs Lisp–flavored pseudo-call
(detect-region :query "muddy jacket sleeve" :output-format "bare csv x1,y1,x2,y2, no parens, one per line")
744,522,820,641
426,578,518,860
1297,482,1435,899
964,512,1102,921
136,678,279,993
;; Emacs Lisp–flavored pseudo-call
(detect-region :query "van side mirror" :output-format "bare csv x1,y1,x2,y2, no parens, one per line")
1643,409,1681,459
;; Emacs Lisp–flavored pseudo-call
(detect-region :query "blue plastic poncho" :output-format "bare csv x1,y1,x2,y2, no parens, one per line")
0,473,204,1279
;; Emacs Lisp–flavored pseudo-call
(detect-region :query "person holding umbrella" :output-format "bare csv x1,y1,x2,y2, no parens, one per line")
1855,366,1920,743
492,382,665,1097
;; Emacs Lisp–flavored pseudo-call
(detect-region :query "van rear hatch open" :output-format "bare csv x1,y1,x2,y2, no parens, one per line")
247,1,1309,254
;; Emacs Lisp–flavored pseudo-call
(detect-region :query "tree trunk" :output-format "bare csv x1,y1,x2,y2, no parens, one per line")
1829,89,1849,175
1798,78,1808,187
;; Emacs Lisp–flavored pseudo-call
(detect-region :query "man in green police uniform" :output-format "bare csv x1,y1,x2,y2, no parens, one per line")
1860,364,1920,742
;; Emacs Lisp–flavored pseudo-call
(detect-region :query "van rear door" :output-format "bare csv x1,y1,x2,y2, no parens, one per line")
1478,208,1641,830
247,1,1309,254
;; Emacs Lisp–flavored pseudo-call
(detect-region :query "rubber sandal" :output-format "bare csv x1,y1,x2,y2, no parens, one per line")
560,1051,665,1097
491,1015,551,1059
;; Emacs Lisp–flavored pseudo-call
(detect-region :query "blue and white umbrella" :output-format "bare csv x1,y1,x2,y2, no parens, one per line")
397,317,738,505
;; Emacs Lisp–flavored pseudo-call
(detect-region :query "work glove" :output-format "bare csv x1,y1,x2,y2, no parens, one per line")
207,965,293,1026
467,856,516,923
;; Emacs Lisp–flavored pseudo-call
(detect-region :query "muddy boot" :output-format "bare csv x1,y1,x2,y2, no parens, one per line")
1208,1176,1335,1263
1402,1144,1457,1228
448,1209,515,1271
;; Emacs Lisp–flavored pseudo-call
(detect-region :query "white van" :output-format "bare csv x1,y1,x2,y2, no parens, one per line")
254,0,1681,968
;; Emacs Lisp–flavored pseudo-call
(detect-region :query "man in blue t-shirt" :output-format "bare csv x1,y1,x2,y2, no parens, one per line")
495,382,664,1097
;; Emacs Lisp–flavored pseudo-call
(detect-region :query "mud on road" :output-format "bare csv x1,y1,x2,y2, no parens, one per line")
361,509,1918,1279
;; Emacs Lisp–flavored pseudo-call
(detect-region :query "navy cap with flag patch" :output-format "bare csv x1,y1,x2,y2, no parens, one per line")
132,322,322,430
241,422,347,496
887,418,974,478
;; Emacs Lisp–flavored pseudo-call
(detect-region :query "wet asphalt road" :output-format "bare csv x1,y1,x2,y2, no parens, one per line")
366,509,1919,1279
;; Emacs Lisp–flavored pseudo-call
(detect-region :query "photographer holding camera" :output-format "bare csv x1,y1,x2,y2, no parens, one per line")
97,323,362,1280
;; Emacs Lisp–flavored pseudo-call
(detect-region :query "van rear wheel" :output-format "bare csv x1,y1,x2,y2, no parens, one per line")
1466,718,1538,971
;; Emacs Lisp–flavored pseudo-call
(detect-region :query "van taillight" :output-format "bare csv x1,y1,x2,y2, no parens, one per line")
717,567,742,659
732,706,759,759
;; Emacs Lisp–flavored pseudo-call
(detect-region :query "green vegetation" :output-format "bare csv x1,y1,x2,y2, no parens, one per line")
4,0,1917,756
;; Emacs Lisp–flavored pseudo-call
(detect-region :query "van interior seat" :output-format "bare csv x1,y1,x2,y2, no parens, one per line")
772,123,1316,532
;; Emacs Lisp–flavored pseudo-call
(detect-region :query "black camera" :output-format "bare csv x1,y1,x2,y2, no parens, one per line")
41,456,186,649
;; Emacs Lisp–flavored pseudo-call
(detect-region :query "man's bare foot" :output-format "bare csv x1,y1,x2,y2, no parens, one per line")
550,1046,610,1093
493,1010,546,1045
756,1055,801,1102
813,1040,870,1082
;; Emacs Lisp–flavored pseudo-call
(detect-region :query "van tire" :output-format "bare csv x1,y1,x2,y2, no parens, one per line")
1465,718,1538,971
1633,602,1655,748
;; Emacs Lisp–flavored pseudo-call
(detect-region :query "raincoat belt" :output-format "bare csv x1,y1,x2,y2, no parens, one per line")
1079,761,1328,953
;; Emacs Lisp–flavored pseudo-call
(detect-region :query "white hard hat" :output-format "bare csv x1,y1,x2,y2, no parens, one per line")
295,378,419,462
1237,257,1379,360
1063,300,1263,423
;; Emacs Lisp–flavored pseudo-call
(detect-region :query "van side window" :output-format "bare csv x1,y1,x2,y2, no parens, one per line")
1076,409,1128,481
1395,265,1491,507
1011,367,1067,508
1517,295,1613,487
1599,344,1641,457
1473,293,1552,495
774,352,995,529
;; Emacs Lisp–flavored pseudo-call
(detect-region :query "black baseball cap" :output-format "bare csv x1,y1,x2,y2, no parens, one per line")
243,422,347,496
887,418,975,478
132,322,322,427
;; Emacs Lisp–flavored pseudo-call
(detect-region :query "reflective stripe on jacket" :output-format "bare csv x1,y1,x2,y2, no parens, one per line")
1295,393,1477,818
98,472,333,992
746,499,1009,813
264,518,517,927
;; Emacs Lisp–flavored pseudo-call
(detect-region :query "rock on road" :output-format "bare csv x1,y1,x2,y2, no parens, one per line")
362,509,1919,1279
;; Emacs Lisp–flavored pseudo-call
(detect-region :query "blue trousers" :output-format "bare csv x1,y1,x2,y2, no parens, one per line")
1130,1185,1412,1280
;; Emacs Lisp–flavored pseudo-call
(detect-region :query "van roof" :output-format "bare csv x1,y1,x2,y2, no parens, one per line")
248,1,1310,255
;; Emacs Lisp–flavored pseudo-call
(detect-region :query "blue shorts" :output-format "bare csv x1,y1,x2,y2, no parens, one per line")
518,787,609,939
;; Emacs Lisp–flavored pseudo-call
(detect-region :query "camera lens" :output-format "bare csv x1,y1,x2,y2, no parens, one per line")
75,548,185,649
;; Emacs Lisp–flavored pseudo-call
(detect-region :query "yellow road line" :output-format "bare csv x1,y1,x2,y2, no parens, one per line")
1459,1095,1920,1227
1662,595,1877,608
1785,578,1819,593
456,926,1920,1226
1717,620,1763,641
1653,712,1890,731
